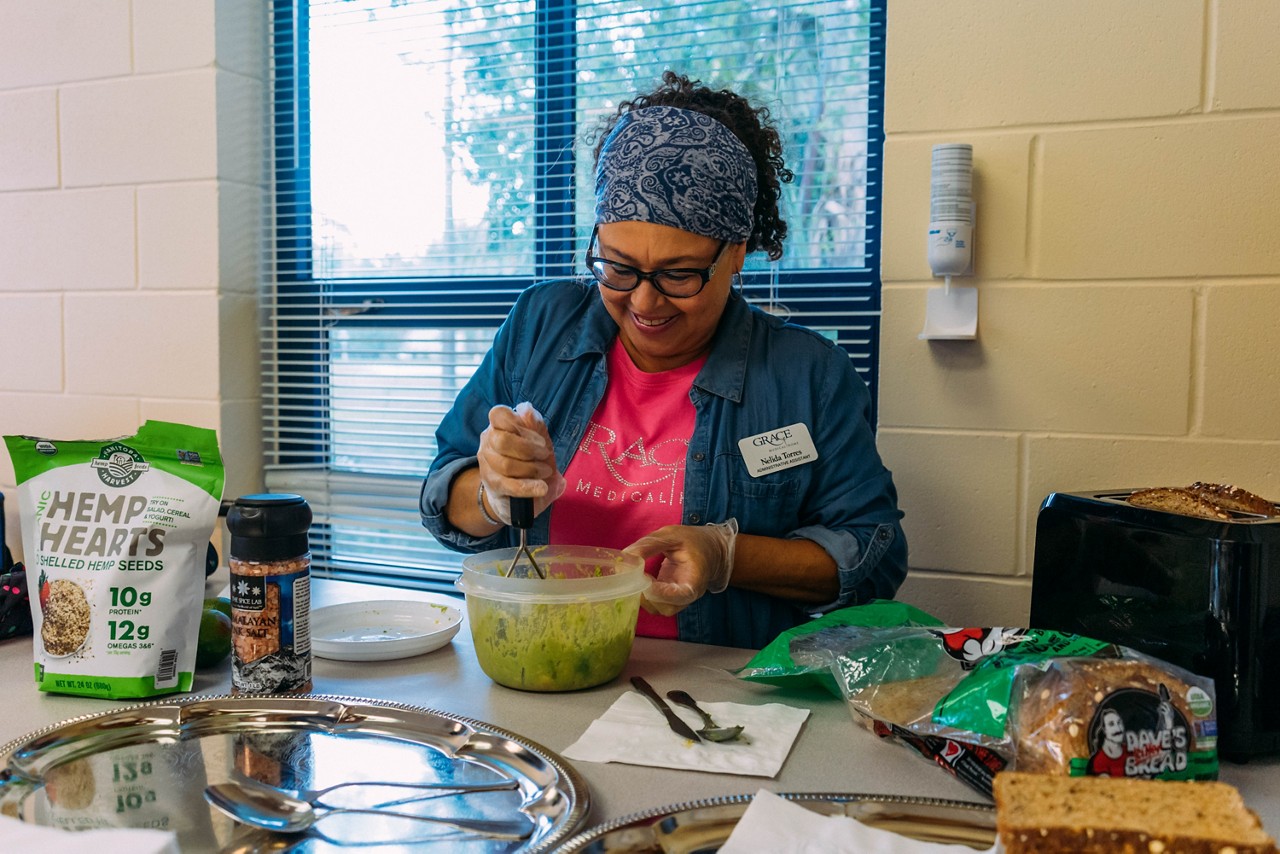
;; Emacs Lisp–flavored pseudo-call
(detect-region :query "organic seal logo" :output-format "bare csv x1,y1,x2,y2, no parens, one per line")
90,442,151,488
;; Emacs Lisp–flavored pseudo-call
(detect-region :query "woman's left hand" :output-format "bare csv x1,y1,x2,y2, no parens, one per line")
624,519,737,615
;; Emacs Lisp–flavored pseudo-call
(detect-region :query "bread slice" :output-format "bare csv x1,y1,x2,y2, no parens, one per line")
1126,487,1232,520
993,772,1277,854
1186,482,1277,517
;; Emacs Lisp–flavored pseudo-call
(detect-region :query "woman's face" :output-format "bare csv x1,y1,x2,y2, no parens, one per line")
594,221,744,373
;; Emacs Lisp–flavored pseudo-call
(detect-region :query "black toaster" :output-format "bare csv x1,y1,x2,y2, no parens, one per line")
1030,489,1280,760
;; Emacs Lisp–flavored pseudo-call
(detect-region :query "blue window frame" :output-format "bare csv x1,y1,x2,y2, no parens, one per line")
266,0,886,589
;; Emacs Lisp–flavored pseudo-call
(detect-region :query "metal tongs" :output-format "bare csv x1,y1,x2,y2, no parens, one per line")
503,497,545,579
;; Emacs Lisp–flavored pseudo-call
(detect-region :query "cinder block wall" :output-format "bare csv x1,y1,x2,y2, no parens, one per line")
879,0,1280,625
0,1,265,556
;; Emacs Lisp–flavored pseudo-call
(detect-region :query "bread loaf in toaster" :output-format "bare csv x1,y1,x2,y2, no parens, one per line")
1126,487,1232,520
1187,481,1278,516
994,772,1278,854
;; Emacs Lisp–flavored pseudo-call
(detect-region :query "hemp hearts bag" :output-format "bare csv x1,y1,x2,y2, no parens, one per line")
3,421,224,699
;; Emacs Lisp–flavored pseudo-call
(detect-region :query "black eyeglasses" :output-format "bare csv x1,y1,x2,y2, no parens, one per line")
585,225,728,299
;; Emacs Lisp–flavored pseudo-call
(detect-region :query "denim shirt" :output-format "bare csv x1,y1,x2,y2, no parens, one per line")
420,279,907,649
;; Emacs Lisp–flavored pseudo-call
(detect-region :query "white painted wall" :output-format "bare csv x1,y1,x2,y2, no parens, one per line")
0,1,265,558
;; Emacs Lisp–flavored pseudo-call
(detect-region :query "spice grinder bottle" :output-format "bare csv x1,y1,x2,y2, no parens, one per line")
226,493,313,694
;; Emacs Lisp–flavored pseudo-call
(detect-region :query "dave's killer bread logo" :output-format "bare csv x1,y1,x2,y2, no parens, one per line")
90,442,150,488
1086,684,1190,777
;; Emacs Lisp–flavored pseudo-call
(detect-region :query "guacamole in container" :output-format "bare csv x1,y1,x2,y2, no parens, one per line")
457,546,648,692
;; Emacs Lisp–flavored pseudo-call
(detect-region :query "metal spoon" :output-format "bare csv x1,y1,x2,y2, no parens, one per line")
230,768,519,809
665,690,746,742
204,780,533,842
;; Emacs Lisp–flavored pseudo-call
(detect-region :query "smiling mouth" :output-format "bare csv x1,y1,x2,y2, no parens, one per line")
633,314,674,329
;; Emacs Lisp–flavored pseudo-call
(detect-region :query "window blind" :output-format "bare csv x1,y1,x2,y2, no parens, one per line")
265,0,886,591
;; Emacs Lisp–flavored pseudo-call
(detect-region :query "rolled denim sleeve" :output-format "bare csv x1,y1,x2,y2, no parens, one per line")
419,454,504,553
778,333,907,611
790,519,906,611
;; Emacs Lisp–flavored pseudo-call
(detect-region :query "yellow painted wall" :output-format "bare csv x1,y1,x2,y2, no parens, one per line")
879,0,1280,624
3,2,1277,623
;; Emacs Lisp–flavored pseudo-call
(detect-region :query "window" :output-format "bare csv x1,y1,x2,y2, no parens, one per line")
266,0,886,590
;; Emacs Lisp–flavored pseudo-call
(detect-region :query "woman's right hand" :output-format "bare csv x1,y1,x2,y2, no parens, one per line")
476,402,566,525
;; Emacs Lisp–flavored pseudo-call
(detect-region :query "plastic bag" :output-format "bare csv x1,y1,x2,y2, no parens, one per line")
4,421,224,698
735,600,944,694
771,624,1218,799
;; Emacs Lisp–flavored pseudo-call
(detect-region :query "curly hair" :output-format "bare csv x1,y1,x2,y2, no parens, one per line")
591,71,794,261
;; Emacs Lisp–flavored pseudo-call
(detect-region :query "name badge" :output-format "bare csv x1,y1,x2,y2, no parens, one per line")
738,423,819,478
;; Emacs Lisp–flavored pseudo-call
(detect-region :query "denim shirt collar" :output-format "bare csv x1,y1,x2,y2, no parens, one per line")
558,285,755,404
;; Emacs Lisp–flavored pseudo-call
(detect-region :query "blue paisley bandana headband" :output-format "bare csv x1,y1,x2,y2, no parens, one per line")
595,105,758,244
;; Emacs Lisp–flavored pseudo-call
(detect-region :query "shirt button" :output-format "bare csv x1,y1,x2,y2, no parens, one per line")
693,452,705,462
688,514,701,524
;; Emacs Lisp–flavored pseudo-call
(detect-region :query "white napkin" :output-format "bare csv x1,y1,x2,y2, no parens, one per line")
720,789,997,853
0,814,179,854
562,691,809,777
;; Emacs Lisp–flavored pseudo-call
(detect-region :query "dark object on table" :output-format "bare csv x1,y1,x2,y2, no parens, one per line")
1031,488,1280,760
0,491,28,640
1,490,13,573
1,563,32,640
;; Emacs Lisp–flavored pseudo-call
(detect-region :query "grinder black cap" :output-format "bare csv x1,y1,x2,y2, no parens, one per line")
226,493,311,562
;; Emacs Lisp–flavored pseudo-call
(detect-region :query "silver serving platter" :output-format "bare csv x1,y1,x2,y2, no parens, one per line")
557,792,995,853
0,693,589,852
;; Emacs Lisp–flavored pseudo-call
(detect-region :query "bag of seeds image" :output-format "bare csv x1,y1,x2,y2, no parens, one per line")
3,421,224,699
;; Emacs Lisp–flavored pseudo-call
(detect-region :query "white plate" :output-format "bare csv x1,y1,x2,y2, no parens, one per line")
311,599,462,661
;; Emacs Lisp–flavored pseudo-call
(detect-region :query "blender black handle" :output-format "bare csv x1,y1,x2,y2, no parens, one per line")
509,496,534,530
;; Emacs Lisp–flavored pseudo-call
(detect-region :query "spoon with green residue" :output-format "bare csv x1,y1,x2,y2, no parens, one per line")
665,690,746,742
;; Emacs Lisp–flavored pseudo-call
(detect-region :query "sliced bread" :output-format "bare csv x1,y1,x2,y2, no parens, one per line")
1186,482,1278,517
1126,487,1232,520
993,772,1277,854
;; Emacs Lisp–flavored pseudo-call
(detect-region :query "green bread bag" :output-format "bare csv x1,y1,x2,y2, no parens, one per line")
4,421,224,699
735,600,944,694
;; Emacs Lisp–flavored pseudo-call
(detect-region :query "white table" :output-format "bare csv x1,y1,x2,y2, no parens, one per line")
1,577,1276,841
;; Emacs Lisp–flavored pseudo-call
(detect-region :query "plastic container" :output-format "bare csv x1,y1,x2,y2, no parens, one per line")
927,220,973,276
928,143,974,278
456,546,648,692
226,493,313,694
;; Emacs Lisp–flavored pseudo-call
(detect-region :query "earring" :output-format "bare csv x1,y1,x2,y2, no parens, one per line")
732,272,743,292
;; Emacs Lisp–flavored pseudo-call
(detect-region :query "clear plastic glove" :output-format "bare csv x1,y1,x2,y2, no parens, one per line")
624,519,738,616
476,402,566,525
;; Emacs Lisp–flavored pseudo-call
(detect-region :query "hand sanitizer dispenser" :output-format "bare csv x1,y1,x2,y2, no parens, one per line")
927,143,973,281
920,143,978,340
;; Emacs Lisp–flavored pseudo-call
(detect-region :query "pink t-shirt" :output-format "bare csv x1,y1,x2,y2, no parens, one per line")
550,339,705,639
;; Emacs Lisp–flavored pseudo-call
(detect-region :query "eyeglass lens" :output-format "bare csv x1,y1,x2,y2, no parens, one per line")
586,227,724,298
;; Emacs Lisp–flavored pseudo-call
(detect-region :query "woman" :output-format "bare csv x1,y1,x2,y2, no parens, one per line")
421,72,906,649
